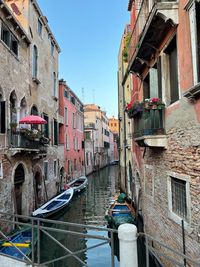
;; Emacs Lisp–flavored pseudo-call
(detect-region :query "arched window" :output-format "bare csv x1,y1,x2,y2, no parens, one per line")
33,45,38,78
31,105,38,115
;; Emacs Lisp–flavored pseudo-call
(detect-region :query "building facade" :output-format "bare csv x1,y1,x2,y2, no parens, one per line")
59,80,85,182
118,0,200,263
84,104,110,170
84,123,95,175
108,116,119,163
0,0,61,217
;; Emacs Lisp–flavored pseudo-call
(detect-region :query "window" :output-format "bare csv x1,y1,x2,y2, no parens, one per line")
0,161,3,179
168,172,191,225
72,113,76,129
188,1,200,84
68,160,71,174
85,131,90,140
71,96,75,105
73,137,76,150
1,23,18,56
64,90,69,98
64,108,68,125
53,72,57,97
53,119,58,145
51,41,54,56
54,160,57,177
0,101,6,133
66,134,70,150
33,45,38,79
38,19,42,36
43,114,49,138
44,161,48,180
164,36,179,104
74,159,77,171
171,178,187,218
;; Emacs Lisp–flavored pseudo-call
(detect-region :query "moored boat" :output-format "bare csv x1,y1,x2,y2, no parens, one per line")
0,227,37,260
105,193,136,229
67,176,88,194
32,187,74,218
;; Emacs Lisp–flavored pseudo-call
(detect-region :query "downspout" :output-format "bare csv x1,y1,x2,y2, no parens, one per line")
117,70,122,190
122,62,127,193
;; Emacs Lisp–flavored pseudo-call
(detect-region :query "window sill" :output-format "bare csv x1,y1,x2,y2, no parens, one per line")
32,77,41,84
183,82,200,99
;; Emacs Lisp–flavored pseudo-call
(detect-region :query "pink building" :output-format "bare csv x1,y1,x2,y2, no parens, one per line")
59,79,85,181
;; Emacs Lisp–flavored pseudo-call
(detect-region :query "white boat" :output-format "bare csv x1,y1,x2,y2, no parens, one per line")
32,187,74,218
68,176,88,194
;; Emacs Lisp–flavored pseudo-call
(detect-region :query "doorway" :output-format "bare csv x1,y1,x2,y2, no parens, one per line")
14,164,25,215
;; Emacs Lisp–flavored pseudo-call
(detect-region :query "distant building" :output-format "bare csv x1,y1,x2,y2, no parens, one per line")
108,116,119,163
84,104,110,170
59,80,85,182
84,123,95,175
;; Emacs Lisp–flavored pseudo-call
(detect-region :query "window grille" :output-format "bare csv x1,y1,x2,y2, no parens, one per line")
171,177,187,219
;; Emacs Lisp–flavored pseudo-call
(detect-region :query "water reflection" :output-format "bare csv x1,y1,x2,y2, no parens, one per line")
41,165,119,267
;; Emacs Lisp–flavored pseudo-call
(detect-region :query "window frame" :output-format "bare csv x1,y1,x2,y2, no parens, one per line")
54,160,57,178
64,107,68,126
167,171,191,227
1,22,18,56
37,18,43,37
32,45,38,79
0,161,3,179
44,161,48,180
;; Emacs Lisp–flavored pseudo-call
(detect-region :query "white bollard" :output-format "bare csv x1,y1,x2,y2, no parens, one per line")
118,223,138,267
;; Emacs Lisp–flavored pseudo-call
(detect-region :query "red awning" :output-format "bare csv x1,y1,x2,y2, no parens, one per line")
19,115,47,124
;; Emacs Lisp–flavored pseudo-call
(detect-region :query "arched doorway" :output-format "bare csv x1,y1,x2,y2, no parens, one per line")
34,171,42,208
14,164,25,215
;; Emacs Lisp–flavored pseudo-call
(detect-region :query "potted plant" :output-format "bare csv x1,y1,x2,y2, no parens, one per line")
10,122,18,132
125,100,143,118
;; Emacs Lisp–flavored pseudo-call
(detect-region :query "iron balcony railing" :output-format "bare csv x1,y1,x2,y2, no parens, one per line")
8,129,48,153
133,109,165,138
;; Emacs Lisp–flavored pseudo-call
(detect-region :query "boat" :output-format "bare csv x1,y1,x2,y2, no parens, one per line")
67,176,88,194
105,193,136,229
0,227,37,260
32,187,74,218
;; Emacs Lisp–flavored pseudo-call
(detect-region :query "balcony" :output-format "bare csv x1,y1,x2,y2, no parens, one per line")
133,109,167,148
127,0,178,80
8,129,49,156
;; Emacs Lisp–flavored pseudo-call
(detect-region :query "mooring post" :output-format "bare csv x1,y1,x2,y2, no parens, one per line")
118,223,138,267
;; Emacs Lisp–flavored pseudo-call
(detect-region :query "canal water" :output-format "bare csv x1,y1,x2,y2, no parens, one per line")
41,165,120,267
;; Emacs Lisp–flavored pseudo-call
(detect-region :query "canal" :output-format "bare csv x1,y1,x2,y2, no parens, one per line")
41,165,120,267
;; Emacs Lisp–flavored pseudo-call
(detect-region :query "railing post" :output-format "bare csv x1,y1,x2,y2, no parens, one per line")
118,223,138,267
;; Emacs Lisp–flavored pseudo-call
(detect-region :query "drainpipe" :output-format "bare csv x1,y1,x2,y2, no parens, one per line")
122,63,127,193
117,70,122,190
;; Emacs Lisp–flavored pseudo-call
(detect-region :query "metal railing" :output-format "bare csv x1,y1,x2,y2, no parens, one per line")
7,130,48,152
0,212,117,267
0,213,200,267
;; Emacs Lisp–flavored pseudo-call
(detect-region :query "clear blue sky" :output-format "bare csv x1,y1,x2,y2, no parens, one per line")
37,0,129,118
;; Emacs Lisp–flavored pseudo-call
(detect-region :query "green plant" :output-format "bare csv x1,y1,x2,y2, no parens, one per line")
10,122,17,128
122,33,131,63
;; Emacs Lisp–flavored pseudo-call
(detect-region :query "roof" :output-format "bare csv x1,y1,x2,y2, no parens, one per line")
128,0,134,11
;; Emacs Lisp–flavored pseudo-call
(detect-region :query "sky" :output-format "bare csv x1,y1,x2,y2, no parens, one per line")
37,0,129,118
